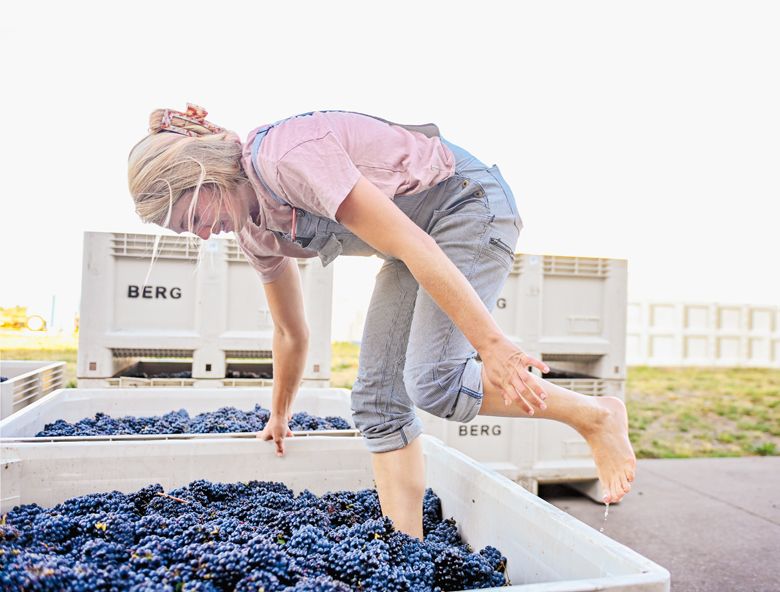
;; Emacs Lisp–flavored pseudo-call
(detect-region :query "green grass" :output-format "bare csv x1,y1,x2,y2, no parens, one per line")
330,341,361,388
626,366,780,459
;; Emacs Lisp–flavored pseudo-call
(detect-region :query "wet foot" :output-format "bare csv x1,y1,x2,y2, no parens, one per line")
581,397,637,504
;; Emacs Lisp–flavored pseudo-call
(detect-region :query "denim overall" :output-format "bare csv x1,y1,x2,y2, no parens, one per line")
252,112,524,453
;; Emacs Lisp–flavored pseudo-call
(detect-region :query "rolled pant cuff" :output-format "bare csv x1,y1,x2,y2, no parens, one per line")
448,358,484,423
360,416,425,453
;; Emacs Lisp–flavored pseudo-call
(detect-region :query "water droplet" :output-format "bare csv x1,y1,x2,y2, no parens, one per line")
599,502,610,533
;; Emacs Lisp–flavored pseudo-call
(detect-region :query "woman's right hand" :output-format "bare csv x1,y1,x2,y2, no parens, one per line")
259,413,294,457
480,337,550,414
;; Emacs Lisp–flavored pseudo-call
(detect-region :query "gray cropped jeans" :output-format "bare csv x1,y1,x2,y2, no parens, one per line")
283,139,523,453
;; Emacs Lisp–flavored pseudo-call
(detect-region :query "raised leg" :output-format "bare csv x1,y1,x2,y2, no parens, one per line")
478,371,637,504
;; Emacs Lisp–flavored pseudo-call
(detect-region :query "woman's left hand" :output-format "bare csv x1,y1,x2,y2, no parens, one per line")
259,413,294,457
480,337,550,414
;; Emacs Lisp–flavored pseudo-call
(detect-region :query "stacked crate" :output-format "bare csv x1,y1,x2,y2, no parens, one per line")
77,232,333,388
419,252,628,498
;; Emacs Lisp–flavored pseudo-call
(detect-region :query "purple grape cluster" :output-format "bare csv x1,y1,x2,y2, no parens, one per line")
35,405,352,437
0,482,508,591
122,370,272,380
123,370,193,379
225,370,272,379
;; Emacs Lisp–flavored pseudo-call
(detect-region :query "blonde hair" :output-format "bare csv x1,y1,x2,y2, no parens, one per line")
127,109,248,234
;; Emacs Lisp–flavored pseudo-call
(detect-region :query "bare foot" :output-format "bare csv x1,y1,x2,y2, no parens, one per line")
581,397,637,504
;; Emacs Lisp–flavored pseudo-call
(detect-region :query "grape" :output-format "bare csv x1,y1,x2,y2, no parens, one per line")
0,481,510,591
35,404,351,437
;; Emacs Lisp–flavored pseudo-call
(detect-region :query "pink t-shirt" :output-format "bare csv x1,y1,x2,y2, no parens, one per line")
237,111,455,283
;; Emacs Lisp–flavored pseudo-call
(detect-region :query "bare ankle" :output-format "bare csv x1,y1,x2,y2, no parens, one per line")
578,399,612,438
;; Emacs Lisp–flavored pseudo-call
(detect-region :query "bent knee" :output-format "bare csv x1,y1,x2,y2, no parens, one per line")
352,413,424,453
403,360,482,422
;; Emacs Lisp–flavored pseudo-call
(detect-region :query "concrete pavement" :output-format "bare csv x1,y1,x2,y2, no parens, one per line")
539,457,780,592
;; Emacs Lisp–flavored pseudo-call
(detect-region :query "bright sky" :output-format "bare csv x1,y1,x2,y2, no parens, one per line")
2,1,778,339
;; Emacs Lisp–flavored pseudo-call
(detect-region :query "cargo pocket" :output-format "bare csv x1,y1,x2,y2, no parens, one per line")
429,178,492,234
484,235,516,268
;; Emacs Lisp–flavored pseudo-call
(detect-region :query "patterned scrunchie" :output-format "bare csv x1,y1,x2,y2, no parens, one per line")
150,103,225,137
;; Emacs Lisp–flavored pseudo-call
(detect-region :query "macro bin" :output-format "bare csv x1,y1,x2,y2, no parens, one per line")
77,232,333,387
441,251,628,499
0,360,66,420
0,436,670,590
0,387,357,442
494,253,628,382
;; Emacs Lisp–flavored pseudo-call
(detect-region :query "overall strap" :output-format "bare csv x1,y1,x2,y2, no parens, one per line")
250,126,289,206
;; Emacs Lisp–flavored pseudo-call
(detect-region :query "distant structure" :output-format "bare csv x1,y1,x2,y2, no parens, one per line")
0,306,46,332
627,301,780,368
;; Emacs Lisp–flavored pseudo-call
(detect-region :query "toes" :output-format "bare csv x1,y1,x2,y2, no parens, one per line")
626,464,637,482
611,480,625,503
620,474,631,494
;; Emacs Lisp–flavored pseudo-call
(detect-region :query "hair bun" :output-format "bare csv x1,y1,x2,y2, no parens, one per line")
149,103,225,137
184,103,209,121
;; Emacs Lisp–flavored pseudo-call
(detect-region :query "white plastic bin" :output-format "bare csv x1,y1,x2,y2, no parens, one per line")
482,251,628,497
77,231,333,385
0,387,356,442
495,254,628,381
0,436,670,590
0,360,66,420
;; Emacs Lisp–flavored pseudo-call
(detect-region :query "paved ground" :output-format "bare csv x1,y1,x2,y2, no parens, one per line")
539,456,780,592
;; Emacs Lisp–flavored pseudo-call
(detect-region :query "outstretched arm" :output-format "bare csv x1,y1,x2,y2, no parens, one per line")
336,175,549,413
260,259,309,455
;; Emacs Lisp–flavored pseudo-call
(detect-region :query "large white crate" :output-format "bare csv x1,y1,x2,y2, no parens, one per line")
627,301,780,367
484,252,628,497
0,360,66,420
0,387,356,441
0,436,670,590
495,253,628,381
77,232,333,385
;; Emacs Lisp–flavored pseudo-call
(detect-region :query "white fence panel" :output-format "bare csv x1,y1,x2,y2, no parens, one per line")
627,301,780,367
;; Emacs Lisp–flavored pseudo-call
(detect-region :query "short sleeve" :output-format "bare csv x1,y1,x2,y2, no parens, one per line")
274,131,362,221
236,225,292,284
